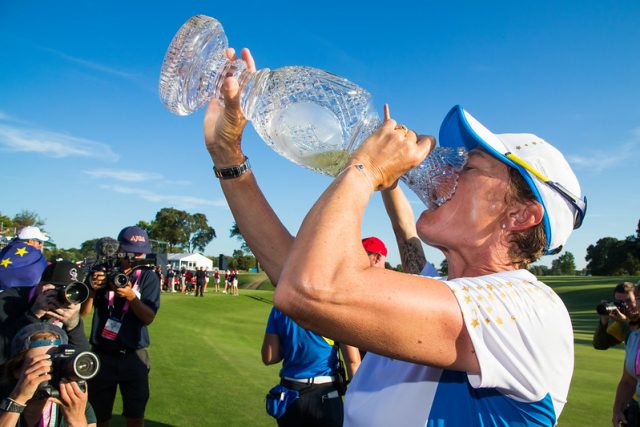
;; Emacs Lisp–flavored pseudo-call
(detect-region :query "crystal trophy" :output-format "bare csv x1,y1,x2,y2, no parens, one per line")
159,15,467,208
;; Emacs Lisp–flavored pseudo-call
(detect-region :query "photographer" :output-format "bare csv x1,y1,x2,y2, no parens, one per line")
593,282,639,350
0,323,96,427
84,226,160,427
0,261,90,370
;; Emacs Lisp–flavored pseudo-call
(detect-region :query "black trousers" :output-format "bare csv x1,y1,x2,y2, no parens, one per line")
195,283,204,296
88,348,150,422
277,380,343,427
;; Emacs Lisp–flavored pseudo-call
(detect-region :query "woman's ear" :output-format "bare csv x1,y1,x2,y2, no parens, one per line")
504,201,544,231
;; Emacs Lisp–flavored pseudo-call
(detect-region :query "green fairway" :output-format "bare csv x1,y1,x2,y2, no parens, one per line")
91,274,638,426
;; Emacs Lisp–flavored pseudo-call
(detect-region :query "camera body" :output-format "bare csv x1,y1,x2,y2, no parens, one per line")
596,300,628,316
35,345,100,398
86,237,158,290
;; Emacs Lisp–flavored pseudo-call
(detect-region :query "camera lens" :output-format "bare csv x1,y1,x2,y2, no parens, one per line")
72,352,100,380
113,273,129,288
63,282,90,305
596,302,617,316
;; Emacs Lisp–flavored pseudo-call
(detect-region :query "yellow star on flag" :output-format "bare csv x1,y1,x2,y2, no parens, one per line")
0,258,12,268
15,247,28,257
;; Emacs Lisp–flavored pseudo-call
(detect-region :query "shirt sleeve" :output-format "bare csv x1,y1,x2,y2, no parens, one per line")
443,273,573,403
139,270,160,313
265,307,279,335
592,320,622,350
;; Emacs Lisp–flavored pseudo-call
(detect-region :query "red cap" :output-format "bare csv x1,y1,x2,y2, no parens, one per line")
362,237,387,257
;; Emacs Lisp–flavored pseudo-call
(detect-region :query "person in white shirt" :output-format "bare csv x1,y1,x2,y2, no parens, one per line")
203,47,585,426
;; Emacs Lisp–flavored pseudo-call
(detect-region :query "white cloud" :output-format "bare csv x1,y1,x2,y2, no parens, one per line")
0,124,118,160
40,46,138,80
100,185,228,209
84,169,162,182
567,140,637,173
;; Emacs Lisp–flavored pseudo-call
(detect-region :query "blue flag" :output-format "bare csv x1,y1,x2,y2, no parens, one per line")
0,239,47,290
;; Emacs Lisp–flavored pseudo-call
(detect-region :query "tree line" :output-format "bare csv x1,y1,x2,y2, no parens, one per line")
3,209,638,276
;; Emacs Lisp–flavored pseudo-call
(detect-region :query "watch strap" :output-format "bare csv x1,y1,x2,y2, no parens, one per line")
213,157,251,180
0,397,26,413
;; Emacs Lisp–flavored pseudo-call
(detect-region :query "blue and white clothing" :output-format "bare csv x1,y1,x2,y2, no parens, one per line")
345,270,573,426
266,307,339,379
623,329,640,397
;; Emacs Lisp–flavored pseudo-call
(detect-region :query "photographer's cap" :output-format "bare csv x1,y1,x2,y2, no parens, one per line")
41,260,85,286
439,105,586,254
17,226,49,242
118,226,152,254
10,323,68,357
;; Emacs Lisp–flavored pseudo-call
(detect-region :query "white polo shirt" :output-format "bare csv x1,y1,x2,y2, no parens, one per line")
344,270,573,426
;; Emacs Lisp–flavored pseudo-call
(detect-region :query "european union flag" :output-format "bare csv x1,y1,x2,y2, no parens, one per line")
0,239,47,290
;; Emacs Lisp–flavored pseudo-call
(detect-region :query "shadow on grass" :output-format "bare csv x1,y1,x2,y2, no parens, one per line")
245,294,274,305
110,415,175,427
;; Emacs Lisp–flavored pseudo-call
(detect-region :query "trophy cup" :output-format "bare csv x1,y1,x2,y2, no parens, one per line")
159,15,466,207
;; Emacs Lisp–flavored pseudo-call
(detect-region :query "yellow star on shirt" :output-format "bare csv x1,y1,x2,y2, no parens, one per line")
0,258,12,268
15,247,28,257
471,319,480,328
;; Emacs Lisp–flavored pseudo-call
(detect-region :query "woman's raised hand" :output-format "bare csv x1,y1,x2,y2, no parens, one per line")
350,104,435,190
204,47,256,168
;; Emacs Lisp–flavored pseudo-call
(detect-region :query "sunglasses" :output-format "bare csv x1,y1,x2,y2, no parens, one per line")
505,152,587,230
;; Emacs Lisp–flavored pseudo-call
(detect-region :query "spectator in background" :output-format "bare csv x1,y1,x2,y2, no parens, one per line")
223,269,230,295
231,269,239,296
179,267,186,293
0,227,49,291
166,265,175,293
593,281,639,350
194,267,206,297
213,269,221,293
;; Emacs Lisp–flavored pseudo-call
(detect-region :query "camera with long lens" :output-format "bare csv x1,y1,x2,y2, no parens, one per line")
88,237,157,289
55,281,90,305
596,300,627,316
34,345,100,398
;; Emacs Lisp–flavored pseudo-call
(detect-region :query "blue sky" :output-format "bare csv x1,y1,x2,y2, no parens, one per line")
1,1,638,270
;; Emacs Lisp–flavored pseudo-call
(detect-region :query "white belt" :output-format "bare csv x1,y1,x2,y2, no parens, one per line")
283,375,336,384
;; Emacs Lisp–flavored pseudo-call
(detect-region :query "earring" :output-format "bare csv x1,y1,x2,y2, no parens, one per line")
501,224,506,229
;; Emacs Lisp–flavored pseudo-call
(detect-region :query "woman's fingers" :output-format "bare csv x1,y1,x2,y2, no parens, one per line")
241,48,256,72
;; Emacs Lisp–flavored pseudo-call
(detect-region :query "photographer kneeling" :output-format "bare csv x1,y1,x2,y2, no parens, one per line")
0,323,98,427
83,226,159,427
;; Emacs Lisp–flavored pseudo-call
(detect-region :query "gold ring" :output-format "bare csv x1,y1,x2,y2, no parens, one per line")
394,124,409,133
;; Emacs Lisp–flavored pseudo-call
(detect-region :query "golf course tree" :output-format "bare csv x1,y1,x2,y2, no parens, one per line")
137,208,216,253
230,222,259,271
0,209,46,236
550,252,576,275
230,222,251,254
586,233,640,276
12,209,46,229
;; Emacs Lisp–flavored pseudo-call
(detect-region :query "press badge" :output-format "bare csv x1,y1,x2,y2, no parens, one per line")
101,317,122,340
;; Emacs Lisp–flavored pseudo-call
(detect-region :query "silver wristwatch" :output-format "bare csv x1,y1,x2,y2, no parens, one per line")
0,397,26,413
213,156,251,180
